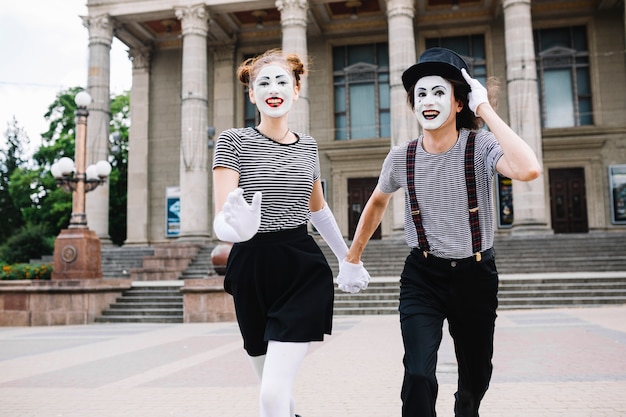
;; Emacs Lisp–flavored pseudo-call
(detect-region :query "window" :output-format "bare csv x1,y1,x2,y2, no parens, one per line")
333,43,390,140
534,26,592,128
425,35,487,86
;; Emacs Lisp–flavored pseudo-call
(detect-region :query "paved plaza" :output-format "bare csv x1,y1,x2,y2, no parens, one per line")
1,305,625,417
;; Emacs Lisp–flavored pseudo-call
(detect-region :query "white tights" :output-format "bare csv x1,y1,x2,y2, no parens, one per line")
249,341,309,417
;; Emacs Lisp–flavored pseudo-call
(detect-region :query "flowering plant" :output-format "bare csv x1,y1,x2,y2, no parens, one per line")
0,263,52,280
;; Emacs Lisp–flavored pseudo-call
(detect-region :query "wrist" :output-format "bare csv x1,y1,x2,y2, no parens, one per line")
345,252,361,264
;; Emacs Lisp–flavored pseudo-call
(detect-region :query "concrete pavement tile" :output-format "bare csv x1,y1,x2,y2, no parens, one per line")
0,307,625,416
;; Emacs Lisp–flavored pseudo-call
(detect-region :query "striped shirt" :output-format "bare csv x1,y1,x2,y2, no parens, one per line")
212,127,320,233
379,128,503,259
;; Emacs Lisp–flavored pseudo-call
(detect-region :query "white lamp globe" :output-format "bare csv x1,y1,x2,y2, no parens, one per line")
51,162,62,179
57,157,75,176
75,91,92,107
96,160,112,178
86,164,99,180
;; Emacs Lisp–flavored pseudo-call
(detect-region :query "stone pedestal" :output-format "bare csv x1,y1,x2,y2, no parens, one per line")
52,228,102,279
181,277,235,322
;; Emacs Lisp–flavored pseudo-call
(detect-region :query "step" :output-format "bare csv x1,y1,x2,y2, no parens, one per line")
498,289,626,299
95,315,183,323
331,273,626,315
118,295,183,300
334,306,398,315
122,288,183,295
498,295,626,305
96,281,185,324
107,302,183,310
101,309,183,317
334,299,399,308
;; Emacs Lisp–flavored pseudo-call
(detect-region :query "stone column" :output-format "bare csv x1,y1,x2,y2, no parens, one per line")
125,47,151,245
82,14,113,243
209,46,236,223
386,0,419,233
175,4,210,242
386,0,419,148
212,46,236,137
502,0,551,234
276,0,309,134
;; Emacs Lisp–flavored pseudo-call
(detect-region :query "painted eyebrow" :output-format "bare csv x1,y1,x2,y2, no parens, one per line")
257,74,288,80
417,84,447,90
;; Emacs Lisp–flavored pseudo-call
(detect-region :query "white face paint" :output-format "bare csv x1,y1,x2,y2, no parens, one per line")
414,75,453,130
251,65,296,118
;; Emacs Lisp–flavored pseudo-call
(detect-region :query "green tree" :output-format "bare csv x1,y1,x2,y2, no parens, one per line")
4,87,130,258
108,92,129,245
0,118,28,244
9,88,81,236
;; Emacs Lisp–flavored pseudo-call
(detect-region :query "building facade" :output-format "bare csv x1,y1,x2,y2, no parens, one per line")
81,0,626,245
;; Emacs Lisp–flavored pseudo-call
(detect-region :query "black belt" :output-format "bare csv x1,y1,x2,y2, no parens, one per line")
411,247,494,268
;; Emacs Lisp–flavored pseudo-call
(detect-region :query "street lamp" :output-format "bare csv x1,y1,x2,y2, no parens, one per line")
50,91,112,279
50,91,111,227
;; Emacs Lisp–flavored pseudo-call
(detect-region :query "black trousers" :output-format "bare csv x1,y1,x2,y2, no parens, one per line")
399,248,499,417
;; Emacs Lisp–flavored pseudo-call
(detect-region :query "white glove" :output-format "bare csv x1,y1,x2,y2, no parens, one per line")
337,260,370,294
310,204,348,262
213,188,262,242
461,68,488,116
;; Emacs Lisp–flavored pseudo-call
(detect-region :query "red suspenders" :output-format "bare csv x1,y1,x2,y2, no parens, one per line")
406,131,482,260
406,139,430,253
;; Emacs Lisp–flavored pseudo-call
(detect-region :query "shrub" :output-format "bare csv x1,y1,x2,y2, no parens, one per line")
0,224,54,264
0,262,52,280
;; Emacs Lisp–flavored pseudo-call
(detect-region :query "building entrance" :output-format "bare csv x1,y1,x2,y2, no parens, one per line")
549,168,589,233
348,177,381,240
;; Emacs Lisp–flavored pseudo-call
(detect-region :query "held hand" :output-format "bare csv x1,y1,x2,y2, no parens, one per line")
337,260,370,294
461,68,488,116
222,188,262,242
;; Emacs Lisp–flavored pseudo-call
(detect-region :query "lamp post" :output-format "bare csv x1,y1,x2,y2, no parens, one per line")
50,91,112,280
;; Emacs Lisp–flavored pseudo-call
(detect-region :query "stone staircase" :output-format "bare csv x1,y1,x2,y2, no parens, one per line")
101,246,155,278
179,245,218,279
323,232,626,314
97,244,218,323
333,272,626,315
95,282,184,323
129,244,200,281
95,232,626,320
318,232,626,277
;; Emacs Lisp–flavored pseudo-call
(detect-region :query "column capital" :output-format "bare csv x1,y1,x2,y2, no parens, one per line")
275,0,308,28
81,14,114,47
129,47,151,71
386,0,415,19
175,4,209,37
213,45,235,63
502,0,531,10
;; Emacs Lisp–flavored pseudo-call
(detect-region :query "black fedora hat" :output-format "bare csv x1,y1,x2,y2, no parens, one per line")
402,47,470,92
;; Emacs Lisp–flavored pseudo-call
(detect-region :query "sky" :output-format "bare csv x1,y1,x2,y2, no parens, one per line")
0,0,131,157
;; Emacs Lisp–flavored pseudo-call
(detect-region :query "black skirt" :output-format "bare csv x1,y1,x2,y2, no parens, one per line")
224,225,334,356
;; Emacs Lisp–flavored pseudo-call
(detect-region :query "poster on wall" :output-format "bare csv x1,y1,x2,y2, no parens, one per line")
609,165,626,224
496,174,513,228
166,186,181,237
